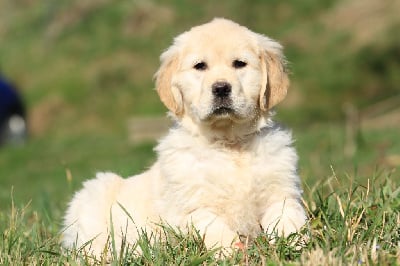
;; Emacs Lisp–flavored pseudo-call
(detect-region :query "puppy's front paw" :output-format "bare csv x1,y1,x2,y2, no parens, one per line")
261,200,307,237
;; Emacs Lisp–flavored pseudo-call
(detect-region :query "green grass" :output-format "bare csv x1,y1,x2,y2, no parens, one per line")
1,167,399,265
0,123,399,265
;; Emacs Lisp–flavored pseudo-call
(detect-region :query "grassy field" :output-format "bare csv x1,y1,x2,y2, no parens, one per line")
2,173,400,265
1,0,400,264
1,123,399,265
1,166,399,265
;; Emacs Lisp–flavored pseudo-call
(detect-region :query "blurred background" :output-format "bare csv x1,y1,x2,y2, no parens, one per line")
0,0,399,219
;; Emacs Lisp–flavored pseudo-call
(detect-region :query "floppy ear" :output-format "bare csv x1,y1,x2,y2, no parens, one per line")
258,37,290,111
154,46,183,116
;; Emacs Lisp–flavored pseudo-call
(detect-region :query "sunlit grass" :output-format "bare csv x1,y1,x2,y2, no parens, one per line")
1,171,398,265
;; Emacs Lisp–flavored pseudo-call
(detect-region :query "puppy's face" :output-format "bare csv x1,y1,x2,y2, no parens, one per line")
173,29,262,125
156,19,289,128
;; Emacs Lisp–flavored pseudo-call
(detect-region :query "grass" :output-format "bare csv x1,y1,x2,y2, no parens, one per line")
0,122,399,265
1,168,399,265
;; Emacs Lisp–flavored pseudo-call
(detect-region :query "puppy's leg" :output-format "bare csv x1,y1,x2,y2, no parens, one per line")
187,209,238,249
261,199,306,238
62,172,123,257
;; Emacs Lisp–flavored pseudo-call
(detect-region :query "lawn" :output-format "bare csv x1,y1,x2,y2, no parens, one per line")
0,122,399,265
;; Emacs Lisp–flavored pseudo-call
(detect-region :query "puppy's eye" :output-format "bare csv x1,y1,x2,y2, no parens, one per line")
193,62,207,71
233,60,247,69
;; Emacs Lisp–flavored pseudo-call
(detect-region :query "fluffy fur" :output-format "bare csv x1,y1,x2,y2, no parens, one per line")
62,18,307,256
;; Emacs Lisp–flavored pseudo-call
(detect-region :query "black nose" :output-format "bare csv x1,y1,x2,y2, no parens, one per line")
212,81,232,98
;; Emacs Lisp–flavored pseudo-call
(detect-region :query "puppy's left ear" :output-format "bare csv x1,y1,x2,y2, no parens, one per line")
258,36,290,111
154,45,183,116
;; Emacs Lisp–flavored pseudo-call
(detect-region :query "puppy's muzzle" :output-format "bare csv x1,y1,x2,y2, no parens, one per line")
211,81,234,115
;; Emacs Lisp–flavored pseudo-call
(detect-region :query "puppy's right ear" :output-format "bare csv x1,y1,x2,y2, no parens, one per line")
154,46,183,116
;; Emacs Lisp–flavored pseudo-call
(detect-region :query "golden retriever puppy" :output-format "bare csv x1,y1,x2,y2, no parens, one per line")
62,18,307,256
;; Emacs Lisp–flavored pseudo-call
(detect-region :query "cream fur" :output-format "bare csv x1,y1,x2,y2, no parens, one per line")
62,18,307,256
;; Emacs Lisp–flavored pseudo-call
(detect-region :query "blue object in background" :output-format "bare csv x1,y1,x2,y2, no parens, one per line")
0,76,27,145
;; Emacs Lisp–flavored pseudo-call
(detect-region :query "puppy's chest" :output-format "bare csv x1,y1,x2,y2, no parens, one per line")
163,148,271,198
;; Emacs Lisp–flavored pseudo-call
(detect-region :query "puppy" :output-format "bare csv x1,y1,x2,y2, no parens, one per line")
62,18,307,256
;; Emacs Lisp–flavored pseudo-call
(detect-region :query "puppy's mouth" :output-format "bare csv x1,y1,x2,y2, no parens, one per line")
201,97,250,124
212,106,234,116
206,102,241,122
211,97,234,116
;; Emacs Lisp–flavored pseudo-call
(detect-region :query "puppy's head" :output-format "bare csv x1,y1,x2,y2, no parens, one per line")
155,18,289,127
